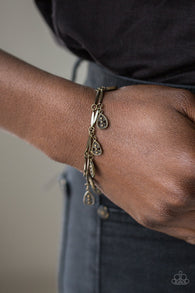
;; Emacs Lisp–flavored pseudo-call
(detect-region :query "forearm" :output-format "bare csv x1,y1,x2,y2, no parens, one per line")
0,50,94,169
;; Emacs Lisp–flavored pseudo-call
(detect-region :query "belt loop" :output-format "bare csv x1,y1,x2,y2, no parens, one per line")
71,58,84,82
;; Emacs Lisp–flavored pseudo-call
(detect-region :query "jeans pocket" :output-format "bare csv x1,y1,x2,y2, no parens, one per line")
57,169,71,293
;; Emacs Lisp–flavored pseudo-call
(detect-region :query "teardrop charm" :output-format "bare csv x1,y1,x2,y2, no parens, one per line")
83,191,95,206
89,159,95,178
97,113,109,129
91,139,102,156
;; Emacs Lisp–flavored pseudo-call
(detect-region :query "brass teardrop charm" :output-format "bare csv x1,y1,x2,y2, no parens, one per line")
89,159,95,178
83,191,95,206
91,139,102,156
97,113,109,129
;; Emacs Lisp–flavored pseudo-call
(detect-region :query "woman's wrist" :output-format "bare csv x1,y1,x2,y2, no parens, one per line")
26,74,96,170
0,50,96,170
41,78,96,170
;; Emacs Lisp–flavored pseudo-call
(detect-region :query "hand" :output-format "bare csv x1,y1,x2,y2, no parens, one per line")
92,85,195,244
5,51,194,244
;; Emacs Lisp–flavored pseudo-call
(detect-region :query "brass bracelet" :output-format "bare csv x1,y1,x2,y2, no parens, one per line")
83,86,117,206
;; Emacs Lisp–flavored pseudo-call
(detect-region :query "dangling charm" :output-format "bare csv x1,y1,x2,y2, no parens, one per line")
97,112,109,129
83,190,95,206
83,86,117,207
91,139,102,156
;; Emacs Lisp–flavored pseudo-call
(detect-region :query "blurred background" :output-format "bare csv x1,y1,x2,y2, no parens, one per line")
0,1,87,292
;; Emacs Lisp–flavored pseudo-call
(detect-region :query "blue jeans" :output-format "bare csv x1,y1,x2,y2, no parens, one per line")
58,61,195,293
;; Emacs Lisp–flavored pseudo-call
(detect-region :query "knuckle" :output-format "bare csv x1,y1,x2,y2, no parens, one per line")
164,178,193,210
169,189,190,209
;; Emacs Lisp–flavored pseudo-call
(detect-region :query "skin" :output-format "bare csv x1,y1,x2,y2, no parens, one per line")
0,50,195,244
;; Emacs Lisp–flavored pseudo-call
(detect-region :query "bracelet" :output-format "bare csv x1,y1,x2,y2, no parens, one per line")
83,86,117,206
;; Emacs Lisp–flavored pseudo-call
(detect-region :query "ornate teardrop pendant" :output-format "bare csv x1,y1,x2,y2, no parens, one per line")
83,191,95,206
97,113,109,129
91,139,102,156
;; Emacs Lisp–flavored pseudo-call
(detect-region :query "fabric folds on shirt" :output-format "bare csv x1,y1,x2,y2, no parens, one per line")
34,0,195,85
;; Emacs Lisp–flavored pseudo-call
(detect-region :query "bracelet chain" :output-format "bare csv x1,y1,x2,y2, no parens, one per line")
83,86,117,206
